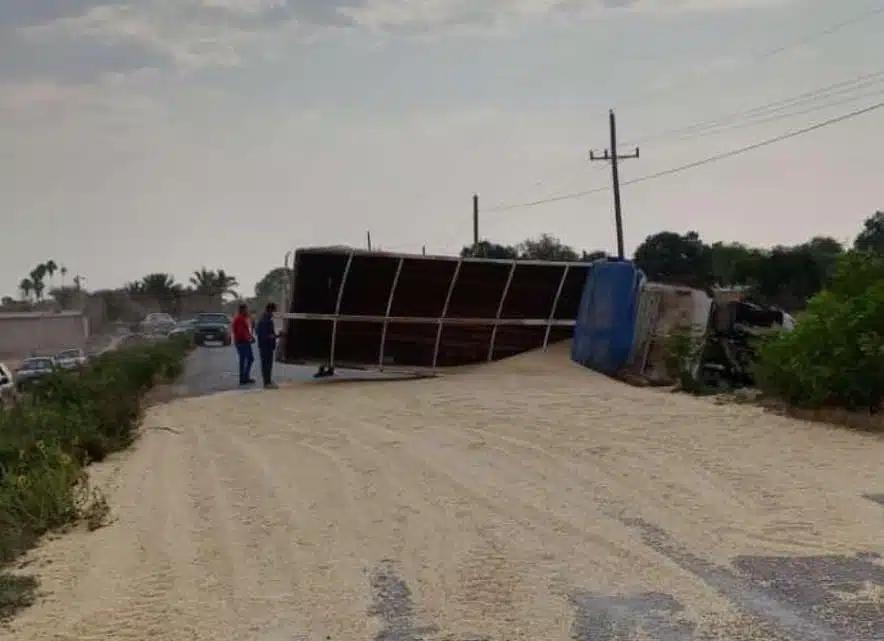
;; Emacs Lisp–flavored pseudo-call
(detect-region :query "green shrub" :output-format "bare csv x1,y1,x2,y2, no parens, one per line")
754,251,884,412
0,440,82,562
662,326,709,391
0,336,191,618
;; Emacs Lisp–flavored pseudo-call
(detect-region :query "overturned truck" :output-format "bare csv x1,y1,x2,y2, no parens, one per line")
276,247,591,372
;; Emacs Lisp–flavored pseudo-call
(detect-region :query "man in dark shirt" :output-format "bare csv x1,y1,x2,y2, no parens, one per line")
231,303,255,385
255,302,281,389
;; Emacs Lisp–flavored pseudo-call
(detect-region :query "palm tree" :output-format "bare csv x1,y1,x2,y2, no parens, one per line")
189,267,217,292
190,267,239,297
44,260,58,286
214,269,239,297
139,273,180,298
19,278,33,301
60,265,68,288
29,264,47,301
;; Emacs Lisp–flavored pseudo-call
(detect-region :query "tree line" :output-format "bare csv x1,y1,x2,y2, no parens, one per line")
2,267,244,323
5,209,882,317
120,268,239,299
462,210,884,310
4,267,239,305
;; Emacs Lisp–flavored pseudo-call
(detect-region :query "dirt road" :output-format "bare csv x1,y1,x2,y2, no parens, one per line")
8,344,884,640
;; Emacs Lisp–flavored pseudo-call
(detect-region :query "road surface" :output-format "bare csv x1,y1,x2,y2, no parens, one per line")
7,343,884,640
176,343,402,397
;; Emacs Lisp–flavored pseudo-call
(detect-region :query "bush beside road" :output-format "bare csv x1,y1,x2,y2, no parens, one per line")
0,336,192,620
755,250,884,417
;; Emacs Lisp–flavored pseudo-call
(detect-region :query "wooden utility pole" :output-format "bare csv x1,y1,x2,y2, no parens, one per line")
590,109,639,260
472,193,480,253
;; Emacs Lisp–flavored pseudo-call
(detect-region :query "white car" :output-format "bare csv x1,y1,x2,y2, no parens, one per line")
0,362,14,391
55,347,88,370
141,312,177,335
0,362,14,407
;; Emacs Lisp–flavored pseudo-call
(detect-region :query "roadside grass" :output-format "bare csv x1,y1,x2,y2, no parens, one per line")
0,336,191,621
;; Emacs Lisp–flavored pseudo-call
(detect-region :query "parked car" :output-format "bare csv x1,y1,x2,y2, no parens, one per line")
16,356,57,391
55,347,88,370
192,312,232,346
168,318,197,339
141,312,177,335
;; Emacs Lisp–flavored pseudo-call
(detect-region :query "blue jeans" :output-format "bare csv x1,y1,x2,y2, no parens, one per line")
235,342,254,383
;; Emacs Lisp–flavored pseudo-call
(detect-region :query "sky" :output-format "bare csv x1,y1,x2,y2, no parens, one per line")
1,0,882,297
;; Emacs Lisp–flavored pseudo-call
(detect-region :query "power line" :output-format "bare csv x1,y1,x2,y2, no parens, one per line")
675,84,884,142
623,100,884,187
486,184,609,213
482,162,608,213
626,68,884,145
487,100,884,212
484,5,884,215
615,3,884,111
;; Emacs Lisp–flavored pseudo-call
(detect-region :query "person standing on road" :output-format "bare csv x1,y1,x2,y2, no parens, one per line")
232,303,255,385
256,302,282,389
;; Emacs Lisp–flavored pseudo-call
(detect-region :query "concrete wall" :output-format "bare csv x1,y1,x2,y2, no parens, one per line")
0,311,89,360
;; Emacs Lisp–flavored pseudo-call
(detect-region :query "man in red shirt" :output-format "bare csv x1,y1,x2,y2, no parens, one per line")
231,303,255,385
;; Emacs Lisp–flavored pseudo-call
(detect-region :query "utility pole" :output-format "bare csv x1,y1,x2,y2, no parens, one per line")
472,193,480,254
590,109,639,260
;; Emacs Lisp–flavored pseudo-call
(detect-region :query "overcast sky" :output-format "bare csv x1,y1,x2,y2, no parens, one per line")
1,0,882,297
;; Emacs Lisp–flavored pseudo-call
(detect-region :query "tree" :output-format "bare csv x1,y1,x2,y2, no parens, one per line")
60,265,68,288
853,210,884,252
92,288,137,323
214,269,239,297
518,234,580,261
44,260,58,286
19,278,33,301
707,242,761,287
633,231,714,289
803,236,844,283
755,250,884,411
460,240,518,259
123,280,145,295
50,286,80,310
745,240,842,310
189,267,239,297
190,268,213,291
460,235,593,261
254,267,293,302
138,273,180,299
29,264,47,301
